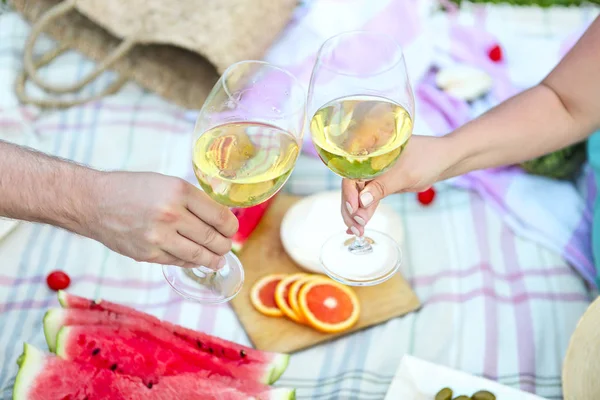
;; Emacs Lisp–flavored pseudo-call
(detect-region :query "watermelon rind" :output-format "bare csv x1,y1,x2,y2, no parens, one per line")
231,242,243,254
57,289,103,308
54,326,71,360
12,343,45,400
42,308,65,353
268,354,290,384
56,290,68,307
57,289,102,308
268,388,297,399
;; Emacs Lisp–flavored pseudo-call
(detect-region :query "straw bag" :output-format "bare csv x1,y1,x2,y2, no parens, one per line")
11,0,297,109
562,295,600,399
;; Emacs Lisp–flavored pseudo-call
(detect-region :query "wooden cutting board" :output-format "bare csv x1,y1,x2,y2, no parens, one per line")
230,194,421,354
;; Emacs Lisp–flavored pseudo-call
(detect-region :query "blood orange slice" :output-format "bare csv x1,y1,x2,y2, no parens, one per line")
298,278,360,333
250,274,287,317
274,273,308,323
288,274,317,321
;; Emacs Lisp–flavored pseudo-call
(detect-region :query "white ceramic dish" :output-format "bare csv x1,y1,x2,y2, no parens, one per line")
279,190,404,274
385,355,546,400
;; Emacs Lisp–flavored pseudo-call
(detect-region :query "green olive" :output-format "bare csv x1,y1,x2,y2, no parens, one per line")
472,390,496,400
453,396,472,400
435,388,453,400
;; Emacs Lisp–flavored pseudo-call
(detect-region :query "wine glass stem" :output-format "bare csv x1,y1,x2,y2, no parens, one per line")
184,266,218,285
348,180,373,255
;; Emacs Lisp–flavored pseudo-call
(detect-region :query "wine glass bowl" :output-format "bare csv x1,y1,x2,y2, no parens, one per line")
163,60,306,303
308,30,414,286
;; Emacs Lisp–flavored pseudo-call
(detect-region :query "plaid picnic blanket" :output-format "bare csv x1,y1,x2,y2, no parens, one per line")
0,3,595,399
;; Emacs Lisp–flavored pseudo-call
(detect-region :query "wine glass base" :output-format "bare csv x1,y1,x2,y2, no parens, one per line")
320,229,401,286
162,252,244,304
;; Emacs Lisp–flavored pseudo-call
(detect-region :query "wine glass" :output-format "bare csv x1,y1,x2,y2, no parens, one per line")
163,60,306,303
307,30,414,286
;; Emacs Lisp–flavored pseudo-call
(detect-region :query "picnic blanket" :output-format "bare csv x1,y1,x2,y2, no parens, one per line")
0,2,595,399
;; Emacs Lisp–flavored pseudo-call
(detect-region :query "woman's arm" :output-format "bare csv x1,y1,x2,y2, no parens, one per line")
442,15,600,180
342,16,600,233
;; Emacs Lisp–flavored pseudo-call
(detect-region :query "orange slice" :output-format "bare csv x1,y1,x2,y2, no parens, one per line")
298,278,360,333
275,273,308,323
288,274,318,321
250,274,287,317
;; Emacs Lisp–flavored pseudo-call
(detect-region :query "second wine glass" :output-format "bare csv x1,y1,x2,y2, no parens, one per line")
163,60,306,303
307,30,415,286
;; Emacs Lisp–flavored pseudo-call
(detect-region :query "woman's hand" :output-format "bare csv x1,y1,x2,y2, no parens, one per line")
341,135,456,235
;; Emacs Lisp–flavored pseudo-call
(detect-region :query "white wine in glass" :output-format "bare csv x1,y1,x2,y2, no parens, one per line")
308,31,415,286
193,122,300,208
164,60,306,303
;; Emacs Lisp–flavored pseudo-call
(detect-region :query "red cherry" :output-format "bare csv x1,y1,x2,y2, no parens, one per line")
487,44,503,62
46,270,71,291
417,187,436,206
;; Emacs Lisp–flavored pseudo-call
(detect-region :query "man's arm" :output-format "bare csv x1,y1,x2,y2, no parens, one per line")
443,16,600,179
0,140,239,270
0,139,98,236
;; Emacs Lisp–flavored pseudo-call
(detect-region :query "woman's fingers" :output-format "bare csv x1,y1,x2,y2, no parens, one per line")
341,179,363,234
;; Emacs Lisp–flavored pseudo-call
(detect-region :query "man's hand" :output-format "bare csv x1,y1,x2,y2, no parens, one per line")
87,171,238,269
0,140,238,270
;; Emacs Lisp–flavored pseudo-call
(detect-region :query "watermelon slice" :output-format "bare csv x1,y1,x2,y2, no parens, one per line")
13,343,296,400
55,324,273,385
55,291,288,377
231,195,276,253
44,308,284,384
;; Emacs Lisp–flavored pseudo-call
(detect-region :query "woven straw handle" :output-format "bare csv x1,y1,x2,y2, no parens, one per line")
16,0,136,108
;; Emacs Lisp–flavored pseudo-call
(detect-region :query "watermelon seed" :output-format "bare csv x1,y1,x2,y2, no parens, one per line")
146,382,154,389
196,340,203,348
110,363,117,371
92,348,100,356
240,350,246,358
209,347,214,354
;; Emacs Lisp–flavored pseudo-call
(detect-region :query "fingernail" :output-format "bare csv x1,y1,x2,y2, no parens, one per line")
217,257,226,270
354,216,365,226
345,201,353,214
360,191,373,207
350,226,360,236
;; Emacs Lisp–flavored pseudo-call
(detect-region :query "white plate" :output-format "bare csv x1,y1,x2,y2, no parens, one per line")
280,190,404,274
385,355,546,400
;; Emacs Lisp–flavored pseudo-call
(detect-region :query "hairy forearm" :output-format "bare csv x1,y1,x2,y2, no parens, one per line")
442,83,591,179
0,140,100,235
